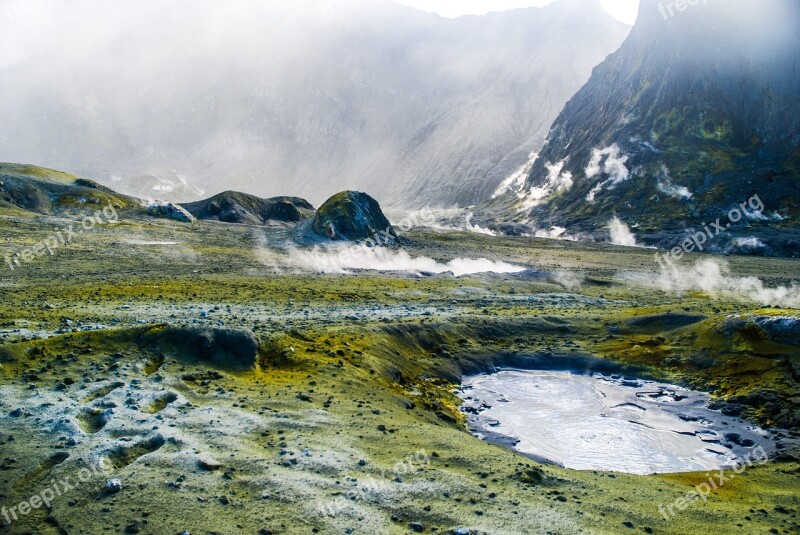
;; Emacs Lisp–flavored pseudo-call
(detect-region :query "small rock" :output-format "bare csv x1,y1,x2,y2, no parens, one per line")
198,457,223,471
409,523,424,533
105,479,123,494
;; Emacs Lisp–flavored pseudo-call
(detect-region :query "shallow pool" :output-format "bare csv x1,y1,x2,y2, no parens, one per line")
459,370,776,474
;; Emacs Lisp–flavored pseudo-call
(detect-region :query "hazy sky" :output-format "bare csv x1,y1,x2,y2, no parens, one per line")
395,0,641,24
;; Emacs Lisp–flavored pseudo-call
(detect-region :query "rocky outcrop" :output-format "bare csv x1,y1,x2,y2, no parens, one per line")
182,191,314,226
146,201,196,223
297,191,397,244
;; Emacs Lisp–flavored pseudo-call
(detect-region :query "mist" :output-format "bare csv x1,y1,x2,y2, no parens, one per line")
0,0,630,207
259,243,525,277
625,259,800,309
608,217,641,247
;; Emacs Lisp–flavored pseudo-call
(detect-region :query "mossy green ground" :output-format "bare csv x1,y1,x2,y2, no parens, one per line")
0,211,798,535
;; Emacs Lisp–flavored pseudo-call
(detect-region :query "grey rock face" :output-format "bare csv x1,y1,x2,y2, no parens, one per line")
493,0,800,246
145,202,196,223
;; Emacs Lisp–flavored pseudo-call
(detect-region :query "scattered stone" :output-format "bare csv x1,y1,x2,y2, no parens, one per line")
125,521,143,534
198,457,224,471
516,467,545,485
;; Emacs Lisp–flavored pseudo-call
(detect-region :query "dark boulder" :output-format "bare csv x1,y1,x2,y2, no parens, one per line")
297,191,397,243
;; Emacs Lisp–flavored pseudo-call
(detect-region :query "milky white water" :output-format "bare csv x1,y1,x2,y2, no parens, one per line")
460,370,775,474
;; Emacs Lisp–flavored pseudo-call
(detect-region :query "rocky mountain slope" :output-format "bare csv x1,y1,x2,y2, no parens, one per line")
489,0,800,253
0,0,629,207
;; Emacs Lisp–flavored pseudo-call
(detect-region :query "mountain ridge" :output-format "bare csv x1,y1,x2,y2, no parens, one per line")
483,0,800,255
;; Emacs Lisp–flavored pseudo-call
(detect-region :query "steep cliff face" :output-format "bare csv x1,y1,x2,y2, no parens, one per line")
497,0,800,246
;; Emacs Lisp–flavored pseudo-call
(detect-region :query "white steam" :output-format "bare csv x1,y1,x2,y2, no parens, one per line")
0,0,631,207
530,226,592,242
268,245,525,277
656,165,693,200
654,259,800,308
608,217,641,247
585,144,629,183
493,152,538,198
534,226,569,239
413,209,499,237
585,144,630,203
518,158,573,211
464,213,497,236
552,270,585,290
731,237,767,250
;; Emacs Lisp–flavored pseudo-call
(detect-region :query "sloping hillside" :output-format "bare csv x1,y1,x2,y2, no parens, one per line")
489,0,799,254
